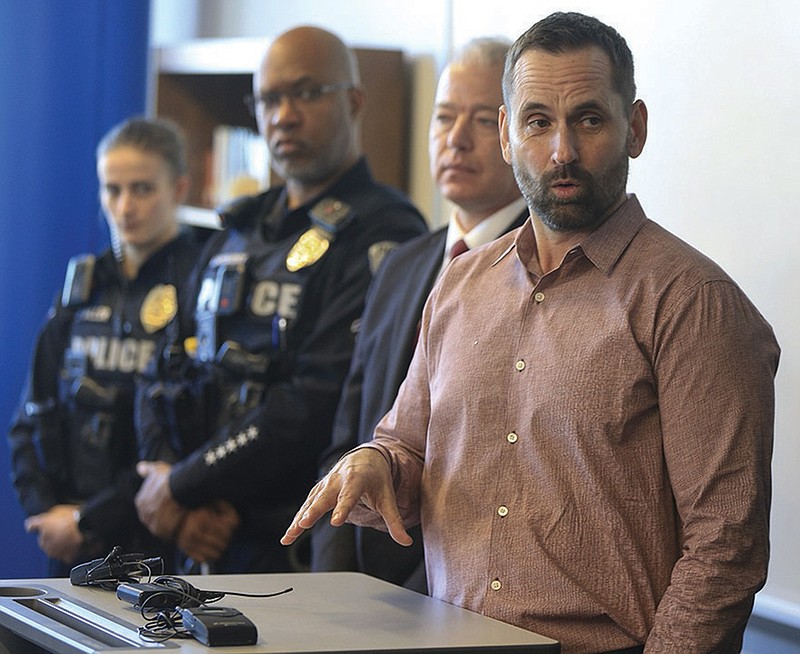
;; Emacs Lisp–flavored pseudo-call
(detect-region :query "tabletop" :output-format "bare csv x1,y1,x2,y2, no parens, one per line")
0,571,559,653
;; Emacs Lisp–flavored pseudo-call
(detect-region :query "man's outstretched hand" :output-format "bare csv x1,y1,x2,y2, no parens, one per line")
281,447,413,547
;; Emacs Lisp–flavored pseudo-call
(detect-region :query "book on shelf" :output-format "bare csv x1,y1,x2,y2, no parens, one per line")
210,125,270,206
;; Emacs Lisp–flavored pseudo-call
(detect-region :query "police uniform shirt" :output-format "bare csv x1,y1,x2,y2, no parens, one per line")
8,231,201,544
166,158,426,536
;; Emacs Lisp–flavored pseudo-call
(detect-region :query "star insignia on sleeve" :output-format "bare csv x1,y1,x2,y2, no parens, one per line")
203,425,261,466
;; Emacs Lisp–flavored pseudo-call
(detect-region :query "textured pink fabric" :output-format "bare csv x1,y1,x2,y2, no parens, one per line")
352,195,779,653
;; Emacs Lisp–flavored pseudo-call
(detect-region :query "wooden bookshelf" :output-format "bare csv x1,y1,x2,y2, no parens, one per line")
151,37,411,211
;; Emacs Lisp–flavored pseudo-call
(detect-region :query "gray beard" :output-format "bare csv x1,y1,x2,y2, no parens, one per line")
511,151,629,232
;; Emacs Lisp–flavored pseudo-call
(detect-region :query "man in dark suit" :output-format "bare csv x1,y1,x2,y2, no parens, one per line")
311,37,528,591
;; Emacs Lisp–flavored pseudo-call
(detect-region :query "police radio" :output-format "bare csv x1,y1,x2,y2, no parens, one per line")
61,254,95,307
196,258,247,362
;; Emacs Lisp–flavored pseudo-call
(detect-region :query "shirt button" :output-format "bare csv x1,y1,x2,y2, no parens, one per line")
490,579,502,591
497,505,508,517
506,432,518,444
515,360,525,371
534,291,545,303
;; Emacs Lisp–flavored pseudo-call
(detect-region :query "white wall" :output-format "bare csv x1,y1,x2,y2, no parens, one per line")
151,0,800,625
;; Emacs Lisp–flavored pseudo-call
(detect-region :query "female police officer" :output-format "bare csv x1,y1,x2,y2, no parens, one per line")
8,117,201,575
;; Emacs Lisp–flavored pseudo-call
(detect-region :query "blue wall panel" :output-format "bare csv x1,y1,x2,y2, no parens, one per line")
0,1,150,578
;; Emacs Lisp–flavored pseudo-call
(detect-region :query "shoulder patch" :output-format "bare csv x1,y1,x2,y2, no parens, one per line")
368,241,399,276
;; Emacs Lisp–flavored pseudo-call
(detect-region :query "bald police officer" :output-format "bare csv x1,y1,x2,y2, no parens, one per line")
134,26,426,573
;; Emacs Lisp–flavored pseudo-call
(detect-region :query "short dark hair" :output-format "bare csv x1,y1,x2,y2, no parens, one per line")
96,117,188,179
503,12,636,108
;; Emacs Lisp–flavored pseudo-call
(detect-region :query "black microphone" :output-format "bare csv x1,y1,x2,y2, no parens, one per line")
70,546,163,588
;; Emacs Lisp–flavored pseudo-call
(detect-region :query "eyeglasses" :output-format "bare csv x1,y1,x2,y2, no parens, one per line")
244,83,352,116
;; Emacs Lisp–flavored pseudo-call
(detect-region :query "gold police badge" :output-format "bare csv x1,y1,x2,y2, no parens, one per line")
285,227,331,272
285,197,353,272
140,284,178,333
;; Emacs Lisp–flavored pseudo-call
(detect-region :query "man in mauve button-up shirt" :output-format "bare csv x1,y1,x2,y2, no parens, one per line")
283,12,780,654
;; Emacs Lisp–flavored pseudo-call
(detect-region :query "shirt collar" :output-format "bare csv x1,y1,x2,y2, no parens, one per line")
576,194,648,274
508,194,647,275
444,197,527,264
269,157,372,238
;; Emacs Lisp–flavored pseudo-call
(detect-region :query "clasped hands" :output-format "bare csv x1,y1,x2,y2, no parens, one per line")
24,504,85,564
135,461,240,563
281,448,413,547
